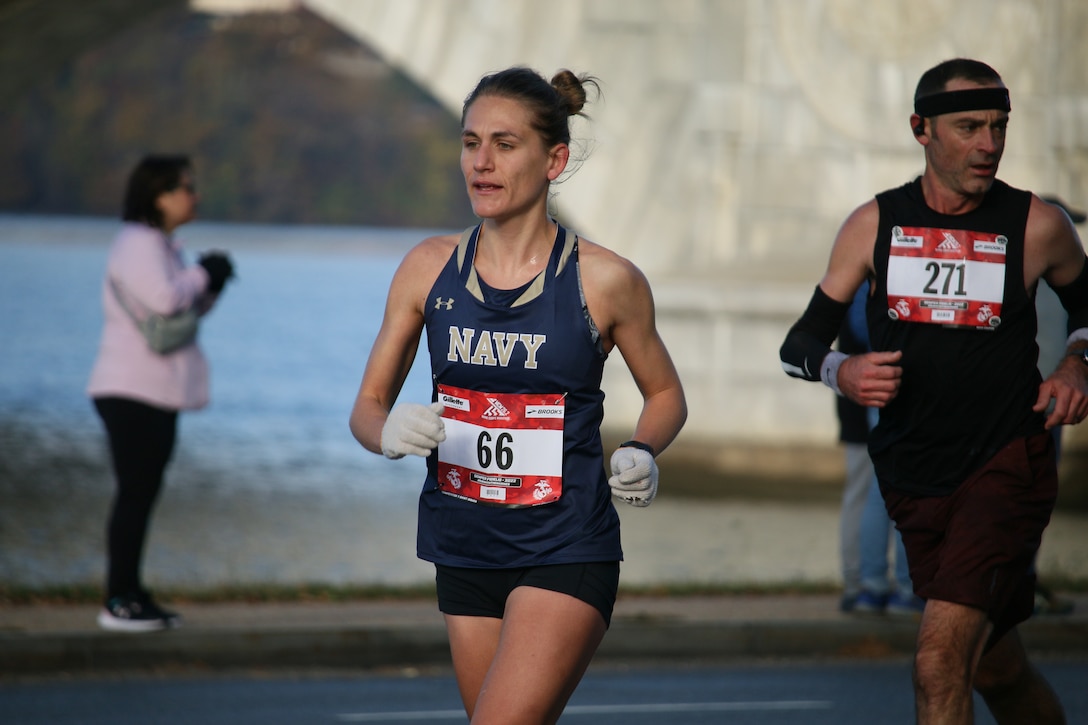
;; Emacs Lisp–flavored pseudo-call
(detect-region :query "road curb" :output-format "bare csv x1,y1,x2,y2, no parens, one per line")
3,617,1085,676
1,626,452,675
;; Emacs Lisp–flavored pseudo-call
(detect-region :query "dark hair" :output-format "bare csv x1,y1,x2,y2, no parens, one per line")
914,58,1003,102
122,155,192,228
461,67,599,148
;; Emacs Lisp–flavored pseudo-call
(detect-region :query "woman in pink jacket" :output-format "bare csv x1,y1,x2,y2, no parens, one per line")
87,155,234,632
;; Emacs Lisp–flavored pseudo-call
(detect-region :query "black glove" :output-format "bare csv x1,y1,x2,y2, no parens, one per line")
198,251,235,293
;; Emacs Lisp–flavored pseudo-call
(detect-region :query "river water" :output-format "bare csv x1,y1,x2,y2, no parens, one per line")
2,215,1084,593
0,213,436,486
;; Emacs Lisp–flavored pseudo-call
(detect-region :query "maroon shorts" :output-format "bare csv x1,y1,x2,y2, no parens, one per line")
881,432,1058,647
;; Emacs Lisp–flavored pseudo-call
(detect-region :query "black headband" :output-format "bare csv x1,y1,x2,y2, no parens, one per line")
914,87,1010,117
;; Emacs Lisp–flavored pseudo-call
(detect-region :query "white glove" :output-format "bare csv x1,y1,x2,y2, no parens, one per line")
380,402,446,459
608,446,658,507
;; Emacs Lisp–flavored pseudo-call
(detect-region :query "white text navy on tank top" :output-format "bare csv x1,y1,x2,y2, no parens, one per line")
417,223,623,568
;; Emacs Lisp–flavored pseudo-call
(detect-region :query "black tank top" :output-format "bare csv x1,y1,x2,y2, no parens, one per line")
867,178,1045,496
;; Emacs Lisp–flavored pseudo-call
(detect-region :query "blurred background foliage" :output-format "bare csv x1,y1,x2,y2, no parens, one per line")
0,2,474,227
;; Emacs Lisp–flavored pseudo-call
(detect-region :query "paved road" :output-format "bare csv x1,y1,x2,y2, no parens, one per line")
4,657,1088,724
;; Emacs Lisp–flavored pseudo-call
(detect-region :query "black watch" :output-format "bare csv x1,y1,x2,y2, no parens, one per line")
1073,348,1088,367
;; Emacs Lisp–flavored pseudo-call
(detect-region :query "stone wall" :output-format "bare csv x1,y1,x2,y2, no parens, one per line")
305,0,1088,474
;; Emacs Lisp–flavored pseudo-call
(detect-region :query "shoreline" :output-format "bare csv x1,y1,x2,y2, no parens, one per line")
3,416,1086,509
4,416,1088,598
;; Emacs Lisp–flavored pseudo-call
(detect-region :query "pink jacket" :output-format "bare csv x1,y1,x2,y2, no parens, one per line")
87,223,216,411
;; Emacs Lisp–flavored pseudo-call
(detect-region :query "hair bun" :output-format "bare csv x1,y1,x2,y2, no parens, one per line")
551,70,589,116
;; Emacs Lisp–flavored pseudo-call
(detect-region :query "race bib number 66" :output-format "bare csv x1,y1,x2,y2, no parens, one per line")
436,384,565,507
886,225,1007,329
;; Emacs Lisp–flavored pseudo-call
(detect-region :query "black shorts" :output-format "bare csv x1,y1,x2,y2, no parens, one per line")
882,432,1058,648
435,562,620,627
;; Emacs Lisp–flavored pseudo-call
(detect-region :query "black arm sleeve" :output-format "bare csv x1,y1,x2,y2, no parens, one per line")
1051,254,1088,334
835,305,870,442
780,285,852,381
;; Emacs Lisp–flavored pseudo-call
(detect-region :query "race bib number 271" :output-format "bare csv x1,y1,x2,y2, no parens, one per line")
436,384,565,507
885,225,1008,329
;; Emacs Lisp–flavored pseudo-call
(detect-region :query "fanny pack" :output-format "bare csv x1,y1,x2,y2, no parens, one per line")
110,279,199,354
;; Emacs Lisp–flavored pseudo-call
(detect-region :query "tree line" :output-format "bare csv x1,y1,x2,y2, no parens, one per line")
0,5,474,229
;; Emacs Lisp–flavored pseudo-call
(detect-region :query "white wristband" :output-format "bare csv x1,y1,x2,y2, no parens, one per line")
1067,328,1088,347
821,351,848,396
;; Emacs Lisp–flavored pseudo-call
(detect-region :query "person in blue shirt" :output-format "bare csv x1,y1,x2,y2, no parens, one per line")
838,282,922,617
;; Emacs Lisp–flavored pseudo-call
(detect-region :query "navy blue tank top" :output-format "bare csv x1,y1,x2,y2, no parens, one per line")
867,178,1045,496
416,223,623,567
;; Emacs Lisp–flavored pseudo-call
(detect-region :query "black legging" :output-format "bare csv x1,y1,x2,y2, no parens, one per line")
93,397,178,600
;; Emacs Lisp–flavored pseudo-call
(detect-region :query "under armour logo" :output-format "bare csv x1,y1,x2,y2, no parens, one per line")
434,297,454,310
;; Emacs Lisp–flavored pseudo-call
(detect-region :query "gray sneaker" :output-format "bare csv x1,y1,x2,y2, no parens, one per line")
97,594,181,632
